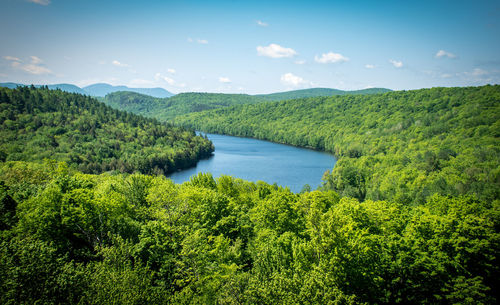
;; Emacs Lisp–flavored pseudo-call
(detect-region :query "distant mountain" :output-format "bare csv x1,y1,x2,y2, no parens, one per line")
0,82,87,95
46,83,88,94
0,82,174,98
255,87,392,101
0,82,21,89
83,83,173,98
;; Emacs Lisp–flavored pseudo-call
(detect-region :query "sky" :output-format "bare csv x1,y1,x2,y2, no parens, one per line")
0,0,499,94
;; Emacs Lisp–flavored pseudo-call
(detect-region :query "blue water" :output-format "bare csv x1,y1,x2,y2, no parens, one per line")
167,133,337,192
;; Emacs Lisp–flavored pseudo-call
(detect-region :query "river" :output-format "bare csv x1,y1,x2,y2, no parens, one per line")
167,133,337,193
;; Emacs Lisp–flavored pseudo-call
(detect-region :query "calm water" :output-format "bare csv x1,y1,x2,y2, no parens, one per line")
168,133,336,192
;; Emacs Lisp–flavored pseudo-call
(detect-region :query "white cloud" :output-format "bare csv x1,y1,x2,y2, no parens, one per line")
441,73,452,78
30,56,42,64
365,64,375,69
471,68,488,76
280,72,307,87
257,43,297,58
256,20,268,27
28,0,50,5
3,56,21,62
389,59,403,68
6,55,52,74
112,60,129,67
295,60,306,65
219,77,231,83
155,73,186,87
314,52,349,64
435,50,456,58
188,37,208,44
167,68,176,74
21,64,52,75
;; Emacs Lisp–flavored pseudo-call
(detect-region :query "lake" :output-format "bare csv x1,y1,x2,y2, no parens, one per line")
168,133,337,192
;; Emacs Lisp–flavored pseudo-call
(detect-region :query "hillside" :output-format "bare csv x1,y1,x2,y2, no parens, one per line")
175,85,500,204
101,88,392,121
256,87,391,101
101,91,265,121
0,85,498,304
0,86,213,175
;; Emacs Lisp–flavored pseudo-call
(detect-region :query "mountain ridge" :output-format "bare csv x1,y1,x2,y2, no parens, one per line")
0,82,174,98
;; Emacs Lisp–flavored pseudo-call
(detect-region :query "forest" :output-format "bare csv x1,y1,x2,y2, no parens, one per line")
1,163,498,304
175,85,500,205
100,91,265,121
0,85,499,304
0,86,213,175
99,87,391,122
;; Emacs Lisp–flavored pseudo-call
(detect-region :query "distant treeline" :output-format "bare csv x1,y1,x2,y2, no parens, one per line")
0,86,213,175
175,85,500,204
99,88,391,121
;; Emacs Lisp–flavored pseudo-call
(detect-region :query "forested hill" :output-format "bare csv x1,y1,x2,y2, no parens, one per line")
0,86,213,174
175,85,500,204
1,85,498,304
101,88,392,121
256,87,391,101
101,91,265,121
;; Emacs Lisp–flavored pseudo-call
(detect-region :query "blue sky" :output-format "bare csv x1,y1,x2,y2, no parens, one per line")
1,0,499,94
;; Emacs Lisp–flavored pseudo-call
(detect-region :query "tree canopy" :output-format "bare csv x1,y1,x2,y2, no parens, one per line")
0,86,213,175
175,85,500,204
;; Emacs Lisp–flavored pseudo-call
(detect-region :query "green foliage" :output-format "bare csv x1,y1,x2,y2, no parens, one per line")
0,163,498,304
256,87,391,101
0,86,213,175
1,85,499,304
101,91,266,121
175,85,500,204
100,88,391,122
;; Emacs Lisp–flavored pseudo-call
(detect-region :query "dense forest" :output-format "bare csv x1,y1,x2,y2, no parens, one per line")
255,87,391,101
0,86,213,175
100,91,265,121
175,85,500,205
0,85,499,304
1,163,498,304
100,88,392,121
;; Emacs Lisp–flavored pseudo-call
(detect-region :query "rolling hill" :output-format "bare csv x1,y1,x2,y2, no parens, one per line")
0,86,213,175
100,88,392,121
175,85,500,204
256,87,392,101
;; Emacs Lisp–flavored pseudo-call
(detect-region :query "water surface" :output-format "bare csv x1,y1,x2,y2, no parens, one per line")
168,133,336,192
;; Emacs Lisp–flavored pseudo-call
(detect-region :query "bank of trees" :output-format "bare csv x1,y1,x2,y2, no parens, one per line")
175,85,500,204
0,162,498,304
1,85,499,304
0,86,213,175
101,91,265,121
100,88,392,122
